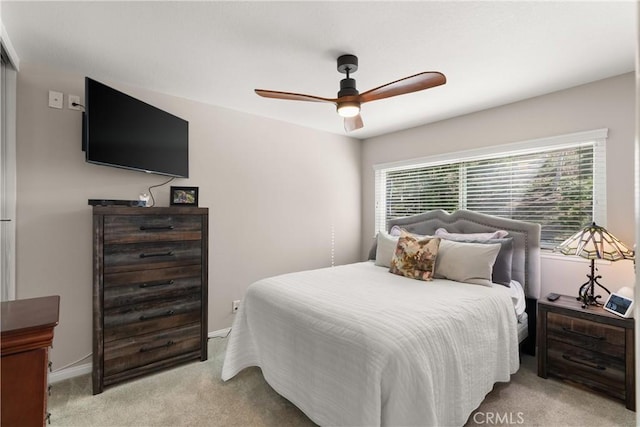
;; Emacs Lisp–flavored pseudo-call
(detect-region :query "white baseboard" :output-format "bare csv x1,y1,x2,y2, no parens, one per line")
49,362,92,384
208,327,231,338
49,329,231,383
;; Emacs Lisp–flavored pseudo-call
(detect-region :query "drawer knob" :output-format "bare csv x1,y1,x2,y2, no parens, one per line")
139,251,174,259
139,310,175,321
139,225,174,231
140,280,175,288
561,326,605,341
562,353,606,370
139,340,175,353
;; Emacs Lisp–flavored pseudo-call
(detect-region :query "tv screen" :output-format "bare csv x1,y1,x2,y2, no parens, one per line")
84,77,189,178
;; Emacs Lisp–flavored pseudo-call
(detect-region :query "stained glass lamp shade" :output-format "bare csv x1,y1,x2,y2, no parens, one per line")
555,222,635,308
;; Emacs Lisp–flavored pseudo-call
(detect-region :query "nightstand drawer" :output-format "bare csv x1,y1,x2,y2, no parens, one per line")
548,340,625,399
547,312,625,358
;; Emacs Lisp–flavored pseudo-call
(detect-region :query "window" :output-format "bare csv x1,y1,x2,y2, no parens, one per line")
374,129,607,249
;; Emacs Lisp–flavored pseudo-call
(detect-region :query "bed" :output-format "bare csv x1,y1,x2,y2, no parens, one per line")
222,210,541,426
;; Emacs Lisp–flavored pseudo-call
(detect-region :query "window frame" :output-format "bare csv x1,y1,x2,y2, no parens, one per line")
373,129,608,250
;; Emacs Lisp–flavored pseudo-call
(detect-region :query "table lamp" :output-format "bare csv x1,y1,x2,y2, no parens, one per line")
555,222,635,308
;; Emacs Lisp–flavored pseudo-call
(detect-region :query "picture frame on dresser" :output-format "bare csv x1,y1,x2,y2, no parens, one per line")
170,186,199,206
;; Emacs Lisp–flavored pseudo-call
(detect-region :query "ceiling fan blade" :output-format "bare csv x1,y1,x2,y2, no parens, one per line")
358,72,446,103
344,114,364,132
255,89,336,104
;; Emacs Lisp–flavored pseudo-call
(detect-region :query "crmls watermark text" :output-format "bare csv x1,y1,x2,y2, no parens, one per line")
473,411,525,425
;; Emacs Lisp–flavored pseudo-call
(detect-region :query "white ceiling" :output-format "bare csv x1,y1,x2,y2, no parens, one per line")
2,1,637,140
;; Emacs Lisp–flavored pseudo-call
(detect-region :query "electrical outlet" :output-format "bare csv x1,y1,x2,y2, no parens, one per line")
68,95,82,110
232,300,240,313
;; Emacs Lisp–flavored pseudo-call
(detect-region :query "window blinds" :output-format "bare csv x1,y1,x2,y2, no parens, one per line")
374,130,606,249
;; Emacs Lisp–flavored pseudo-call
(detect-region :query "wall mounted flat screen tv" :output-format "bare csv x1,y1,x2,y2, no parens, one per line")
83,77,189,178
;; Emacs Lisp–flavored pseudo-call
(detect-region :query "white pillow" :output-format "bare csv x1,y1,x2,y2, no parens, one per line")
435,227,508,240
374,232,399,268
434,239,501,286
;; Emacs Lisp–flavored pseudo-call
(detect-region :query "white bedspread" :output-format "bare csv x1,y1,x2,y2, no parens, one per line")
222,262,519,426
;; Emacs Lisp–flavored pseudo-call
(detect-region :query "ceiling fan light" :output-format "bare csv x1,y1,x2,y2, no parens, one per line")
337,102,361,118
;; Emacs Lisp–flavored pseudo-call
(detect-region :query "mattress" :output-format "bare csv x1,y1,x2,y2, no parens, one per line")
222,261,520,426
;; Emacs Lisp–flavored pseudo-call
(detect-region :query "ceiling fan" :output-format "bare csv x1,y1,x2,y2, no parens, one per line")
255,54,446,132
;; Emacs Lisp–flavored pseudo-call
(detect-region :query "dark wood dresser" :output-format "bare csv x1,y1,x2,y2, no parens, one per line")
92,206,208,394
537,294,635,410
1,295,60,426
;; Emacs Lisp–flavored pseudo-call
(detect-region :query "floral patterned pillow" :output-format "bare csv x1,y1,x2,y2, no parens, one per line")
389,230,441,281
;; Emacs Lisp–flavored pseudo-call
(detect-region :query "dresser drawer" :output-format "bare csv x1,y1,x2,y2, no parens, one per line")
104,215,202,244
104,268,201,308
104,311,201,343
547,340,626,399
104,265,202,288
546,312,625,358
104,294,200,340
104,241,201,273
104,324,201,377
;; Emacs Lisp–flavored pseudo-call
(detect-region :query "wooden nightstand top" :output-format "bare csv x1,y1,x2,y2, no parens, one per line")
539,294,633,329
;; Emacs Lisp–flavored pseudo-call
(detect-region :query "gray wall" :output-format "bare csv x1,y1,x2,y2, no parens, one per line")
15,63,362,370
361,73,636,299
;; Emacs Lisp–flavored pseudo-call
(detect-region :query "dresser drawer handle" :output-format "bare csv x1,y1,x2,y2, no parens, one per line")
139,280,175,288
561,327,605,341
139,251,174,259
139,225,174,231
139,340,175,353
139,310,175,321
562,353,606,370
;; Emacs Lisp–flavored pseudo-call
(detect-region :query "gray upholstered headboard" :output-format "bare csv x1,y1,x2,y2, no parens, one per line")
370,210,541,299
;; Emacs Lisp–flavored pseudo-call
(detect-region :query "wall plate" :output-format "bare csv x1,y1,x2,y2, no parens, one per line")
48,91,63,109
68,95,82,110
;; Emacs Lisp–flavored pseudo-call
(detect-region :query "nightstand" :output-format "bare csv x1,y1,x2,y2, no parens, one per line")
537,294,635,411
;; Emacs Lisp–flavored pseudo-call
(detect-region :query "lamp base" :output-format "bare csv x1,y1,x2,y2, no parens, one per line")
576,259,611,308
576,291,605,308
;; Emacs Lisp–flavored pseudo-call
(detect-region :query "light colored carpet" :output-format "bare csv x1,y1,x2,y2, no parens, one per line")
49,337,635,426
